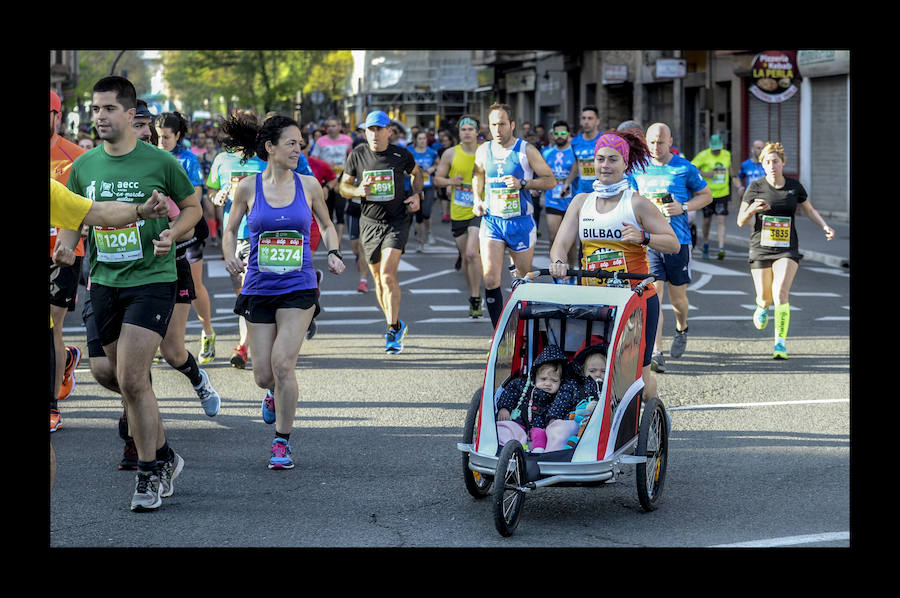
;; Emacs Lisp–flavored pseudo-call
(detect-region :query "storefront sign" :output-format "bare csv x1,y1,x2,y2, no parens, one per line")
749,50,801,103
603,64,628,84
655,59,686,78
506,69,535,93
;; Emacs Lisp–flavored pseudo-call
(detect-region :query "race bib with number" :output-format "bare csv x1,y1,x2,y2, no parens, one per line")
488,186,521,218
258,230,304,273
453,183,474,207
712,164,728,185
760,215,791,248
229,171,257,201
363,169,395,202
578,159,596,180
94,223,143,263
645,192,672,221
583,249,628,287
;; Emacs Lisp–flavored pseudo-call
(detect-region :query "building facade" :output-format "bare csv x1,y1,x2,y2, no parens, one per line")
348,49,849,220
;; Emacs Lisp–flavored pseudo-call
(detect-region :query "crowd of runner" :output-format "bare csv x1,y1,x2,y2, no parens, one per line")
50,77,836,510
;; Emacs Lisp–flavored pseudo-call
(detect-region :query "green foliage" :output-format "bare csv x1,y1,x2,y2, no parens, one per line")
161,50,350,116
73,50,152,105
304,51,353,100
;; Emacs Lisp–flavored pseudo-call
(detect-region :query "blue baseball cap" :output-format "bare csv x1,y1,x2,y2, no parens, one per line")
364,110,390,128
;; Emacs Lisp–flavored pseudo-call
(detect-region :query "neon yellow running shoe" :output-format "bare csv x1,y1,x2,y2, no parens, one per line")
199,332,216,364
773,340,788,360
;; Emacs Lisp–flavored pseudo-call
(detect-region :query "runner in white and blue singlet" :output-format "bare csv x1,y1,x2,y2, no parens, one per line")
472,103,555,329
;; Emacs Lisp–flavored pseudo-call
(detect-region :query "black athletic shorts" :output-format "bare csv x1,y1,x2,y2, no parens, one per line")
233,288,320,324
90,281,177,346
175,256,197,304
544,206,567,217
451,216,482,238
749,256,801,270
702,196,730,218
50,257,83,311
360,214,411,264
80,289,105,358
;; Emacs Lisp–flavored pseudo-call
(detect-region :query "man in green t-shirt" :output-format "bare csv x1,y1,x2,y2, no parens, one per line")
691,134,740,260
66,76,201,512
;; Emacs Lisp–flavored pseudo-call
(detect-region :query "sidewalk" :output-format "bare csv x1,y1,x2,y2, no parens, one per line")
718,210,850,269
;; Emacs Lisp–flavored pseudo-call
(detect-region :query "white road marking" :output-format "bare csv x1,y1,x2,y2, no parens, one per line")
668,398,849,411
709,531,848,548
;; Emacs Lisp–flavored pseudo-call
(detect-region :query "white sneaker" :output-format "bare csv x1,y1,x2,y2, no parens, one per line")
130,471,162,512
194,369,220,417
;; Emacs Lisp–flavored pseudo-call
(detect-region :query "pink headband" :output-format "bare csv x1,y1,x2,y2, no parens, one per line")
595,133,629,163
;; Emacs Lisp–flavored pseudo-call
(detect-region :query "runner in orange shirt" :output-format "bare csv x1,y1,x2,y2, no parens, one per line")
50,89,87,432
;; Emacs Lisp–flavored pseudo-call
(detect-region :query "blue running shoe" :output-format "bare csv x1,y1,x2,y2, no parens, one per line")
262,389,276,424
385,320,407,354
753,305,769,330
385,329,400,353
268,438,294,470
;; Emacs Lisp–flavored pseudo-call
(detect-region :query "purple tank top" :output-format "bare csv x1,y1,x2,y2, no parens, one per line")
241,172,317,295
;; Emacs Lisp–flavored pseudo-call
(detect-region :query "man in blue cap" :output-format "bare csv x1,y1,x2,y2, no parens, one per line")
339,110,423,354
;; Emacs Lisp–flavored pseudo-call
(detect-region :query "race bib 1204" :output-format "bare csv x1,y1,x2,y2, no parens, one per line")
94,222,143,263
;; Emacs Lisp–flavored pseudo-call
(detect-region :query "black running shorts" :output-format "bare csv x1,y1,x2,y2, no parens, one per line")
90,281,177,346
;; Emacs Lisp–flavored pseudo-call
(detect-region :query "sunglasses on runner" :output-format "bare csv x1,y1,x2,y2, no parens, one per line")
552,131,569,137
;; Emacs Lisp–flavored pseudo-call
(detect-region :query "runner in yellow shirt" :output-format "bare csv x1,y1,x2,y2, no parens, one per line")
49,177,169,490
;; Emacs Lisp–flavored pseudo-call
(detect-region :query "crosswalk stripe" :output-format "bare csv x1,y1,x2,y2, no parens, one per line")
408,288,461,294
399,269,456,286
694,289,747,295
417,317,491,324
791,292,840,297
314,319,385,326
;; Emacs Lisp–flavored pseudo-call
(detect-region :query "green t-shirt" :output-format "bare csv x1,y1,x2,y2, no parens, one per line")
67,140,196,288
691,148,732,199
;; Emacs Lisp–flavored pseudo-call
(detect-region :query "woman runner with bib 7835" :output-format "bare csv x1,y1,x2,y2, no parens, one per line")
549,130,679,405
736,141,834,360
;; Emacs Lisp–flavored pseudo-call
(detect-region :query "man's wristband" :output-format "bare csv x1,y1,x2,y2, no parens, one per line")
328,249,343,260
135,203,142,221
641,231,651,246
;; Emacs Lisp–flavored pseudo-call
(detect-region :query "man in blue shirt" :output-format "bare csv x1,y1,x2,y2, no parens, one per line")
628,122,712,372
737,139,766,199
568,105,604,195
541,120,577,263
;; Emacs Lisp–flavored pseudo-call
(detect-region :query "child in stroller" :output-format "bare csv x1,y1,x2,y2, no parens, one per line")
495,344,580,453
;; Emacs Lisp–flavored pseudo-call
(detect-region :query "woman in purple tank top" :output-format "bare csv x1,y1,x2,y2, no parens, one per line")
222,115,345,470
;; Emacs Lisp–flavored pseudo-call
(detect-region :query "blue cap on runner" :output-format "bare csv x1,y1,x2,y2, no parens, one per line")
364,111,390,128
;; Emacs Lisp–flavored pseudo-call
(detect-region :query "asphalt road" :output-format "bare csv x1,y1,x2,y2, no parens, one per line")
50,218,851,548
